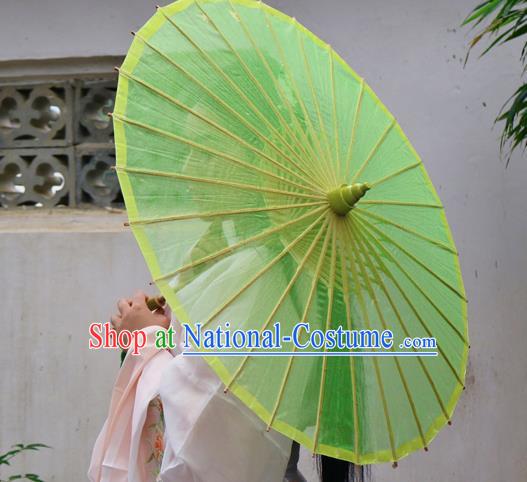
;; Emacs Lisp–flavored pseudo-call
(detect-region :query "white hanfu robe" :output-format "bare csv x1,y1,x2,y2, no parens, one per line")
88,324,291,482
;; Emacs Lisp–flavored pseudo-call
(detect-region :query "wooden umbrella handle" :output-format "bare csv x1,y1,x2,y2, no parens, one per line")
146,295,166,311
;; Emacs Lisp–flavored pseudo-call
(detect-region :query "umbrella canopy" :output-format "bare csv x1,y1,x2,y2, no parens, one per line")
114,0,468,465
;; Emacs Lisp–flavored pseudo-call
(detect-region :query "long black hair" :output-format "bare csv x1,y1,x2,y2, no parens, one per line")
317,455,369,482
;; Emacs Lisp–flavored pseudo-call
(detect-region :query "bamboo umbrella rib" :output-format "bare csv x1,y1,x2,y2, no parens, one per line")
351,222,428,450
225,3,319,161
347,220,398,462
313,219,338,453
344,78,365,180
262,9,334,179
118,68,323,194
351,118,396,183
352,216,466,387
328,48,342,181
129,201,326,226
353,207,458,254
265,334,300,430
156,7,320,187
194,0,326,187
158,5,294,151
227,0,332,188
195,0,289,137
131,31,322,188
356,218,465,388
353,213,467,343
297,31,336,184
336,233,361,462
153,205,328,282
369,161,421,188
194,0,315,162
113,112,321,196
230,0,331,185
290,22,334,177
116,164,324,202
115,157,325,200
266,218,333,430
351,224,451,422
359,200,443,208
199,213,329,333
222,216,332,392
353,211,467,304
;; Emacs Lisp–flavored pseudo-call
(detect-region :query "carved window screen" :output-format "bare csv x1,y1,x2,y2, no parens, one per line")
0,79,122,208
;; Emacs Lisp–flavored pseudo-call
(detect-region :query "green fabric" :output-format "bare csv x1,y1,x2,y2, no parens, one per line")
114,0,468,465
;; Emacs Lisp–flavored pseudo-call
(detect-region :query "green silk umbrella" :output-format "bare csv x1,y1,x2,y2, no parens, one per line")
113,0,468,465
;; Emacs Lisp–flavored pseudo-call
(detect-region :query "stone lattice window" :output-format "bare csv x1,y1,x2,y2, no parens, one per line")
0,79,122,208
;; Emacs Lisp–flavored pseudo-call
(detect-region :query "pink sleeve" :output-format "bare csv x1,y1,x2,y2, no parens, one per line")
88,325,173,482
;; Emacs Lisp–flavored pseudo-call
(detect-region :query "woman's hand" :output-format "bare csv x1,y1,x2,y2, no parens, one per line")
111,291,170,335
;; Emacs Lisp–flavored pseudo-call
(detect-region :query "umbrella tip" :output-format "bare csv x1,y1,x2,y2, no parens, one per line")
327,182,371,216
223,387,229,394
124,222,130,227
131,30,136,36
114,66,120,72
448,420,452,426
392,462,398,469
424,446,429,452
156,4,161,10
107,112,113,118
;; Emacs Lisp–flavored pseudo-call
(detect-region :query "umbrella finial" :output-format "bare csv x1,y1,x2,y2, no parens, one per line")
327,182,371,216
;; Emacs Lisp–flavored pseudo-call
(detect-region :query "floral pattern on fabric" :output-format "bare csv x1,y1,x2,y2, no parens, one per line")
145,396,165,481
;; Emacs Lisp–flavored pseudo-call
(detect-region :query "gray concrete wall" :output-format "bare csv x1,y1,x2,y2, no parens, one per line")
1,0,526,481
0,0,152,62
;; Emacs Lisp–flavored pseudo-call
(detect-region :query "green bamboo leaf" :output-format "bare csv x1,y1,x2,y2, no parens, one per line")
504,22,527,41
463,0,503,25
24,474,44,482
464,0,527,161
